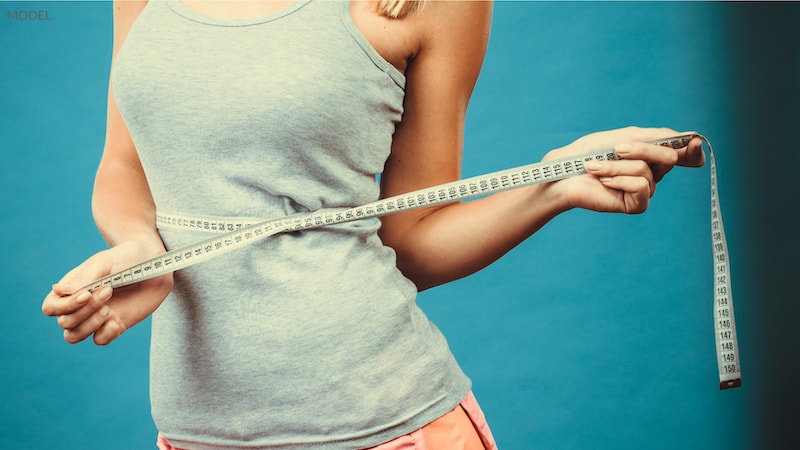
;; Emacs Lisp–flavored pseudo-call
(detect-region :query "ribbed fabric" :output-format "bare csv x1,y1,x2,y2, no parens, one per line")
156,391,498,450
112,1,471,448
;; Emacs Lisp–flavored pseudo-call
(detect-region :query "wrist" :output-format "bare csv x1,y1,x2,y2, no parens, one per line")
522,181,574,218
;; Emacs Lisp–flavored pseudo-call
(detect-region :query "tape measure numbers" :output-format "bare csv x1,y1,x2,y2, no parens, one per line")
74,134,741,390
709,146,741,390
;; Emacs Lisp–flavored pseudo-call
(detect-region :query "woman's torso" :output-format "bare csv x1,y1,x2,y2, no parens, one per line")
112,1,471,448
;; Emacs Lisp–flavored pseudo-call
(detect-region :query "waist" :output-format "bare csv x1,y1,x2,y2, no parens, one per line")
149,222,470,448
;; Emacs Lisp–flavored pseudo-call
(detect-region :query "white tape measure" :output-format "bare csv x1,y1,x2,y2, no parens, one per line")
75,134,741,390
708,143,741,390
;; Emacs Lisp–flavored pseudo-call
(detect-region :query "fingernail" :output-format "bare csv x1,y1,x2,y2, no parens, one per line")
599,177,614,184
615,144,633,155
586,161,603,171
75,291,91,304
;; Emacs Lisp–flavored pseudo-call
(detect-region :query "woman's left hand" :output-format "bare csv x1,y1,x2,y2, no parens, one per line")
543,126,706,214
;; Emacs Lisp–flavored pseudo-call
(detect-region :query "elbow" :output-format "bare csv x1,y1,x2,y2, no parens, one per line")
395,252,476,292
381,232,466,292
394,254,440,292
379,226,435,291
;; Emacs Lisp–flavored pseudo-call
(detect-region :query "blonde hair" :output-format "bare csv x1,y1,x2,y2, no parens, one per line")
375,0,425,19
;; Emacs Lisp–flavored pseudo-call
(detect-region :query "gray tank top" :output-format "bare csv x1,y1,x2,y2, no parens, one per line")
112,1,471,448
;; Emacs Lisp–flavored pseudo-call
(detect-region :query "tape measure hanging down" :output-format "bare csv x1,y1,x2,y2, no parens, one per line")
708,143,741,390
74,134,741,390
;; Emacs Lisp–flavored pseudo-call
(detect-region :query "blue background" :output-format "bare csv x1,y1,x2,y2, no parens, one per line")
2,1,798,449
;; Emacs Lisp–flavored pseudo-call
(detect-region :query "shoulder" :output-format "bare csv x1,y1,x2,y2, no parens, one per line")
415,0,493,42
352,1,492,75
404,1,493,97
112,0,148,54
401,1,493,60
407,1,493,79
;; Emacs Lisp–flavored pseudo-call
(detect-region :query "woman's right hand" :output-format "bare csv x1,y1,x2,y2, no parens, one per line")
41,237,173,345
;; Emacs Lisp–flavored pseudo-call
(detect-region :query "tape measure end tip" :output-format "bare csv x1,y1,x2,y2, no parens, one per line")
719,379,742,390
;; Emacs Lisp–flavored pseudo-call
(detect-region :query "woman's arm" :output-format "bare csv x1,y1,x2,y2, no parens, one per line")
379,0,510,290
93,0,156,247
378,2,704,291
42,0,173,345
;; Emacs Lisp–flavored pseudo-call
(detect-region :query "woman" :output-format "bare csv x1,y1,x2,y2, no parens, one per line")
41,1,704,448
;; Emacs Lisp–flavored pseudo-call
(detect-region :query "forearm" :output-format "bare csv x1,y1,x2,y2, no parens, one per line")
83,152,172,339
92,153,163,251
384,182,569,290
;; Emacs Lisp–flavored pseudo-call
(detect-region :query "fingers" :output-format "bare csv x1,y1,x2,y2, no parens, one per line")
558,127,705,215
584,159,653,214
54,286,112,329
43,285,116,344
63,306,127,346
93,316,128,346
42,284,109,317
585,158,656,196
63,303,111,344
606,133,706,183
597,176,651,214
614,141,679,183
616,142,679,166
675,136,706,167
63,300,128,346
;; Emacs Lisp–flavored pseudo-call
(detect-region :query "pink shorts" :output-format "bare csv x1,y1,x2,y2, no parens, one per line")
157,391,497,450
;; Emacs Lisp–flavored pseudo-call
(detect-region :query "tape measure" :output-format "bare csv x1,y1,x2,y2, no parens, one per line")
74,133,741,390
708,143,741,390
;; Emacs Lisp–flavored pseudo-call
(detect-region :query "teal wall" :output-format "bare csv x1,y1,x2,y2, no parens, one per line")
2,1,798,449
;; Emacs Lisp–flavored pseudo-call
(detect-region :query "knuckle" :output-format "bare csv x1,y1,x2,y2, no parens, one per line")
63,330,82,344
543,149,561,161
94,334,112,346
632,198,649,214
625,126,645,139
56,315,72,329
668,150,679,165
95,320,125,346
630,160,649,176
